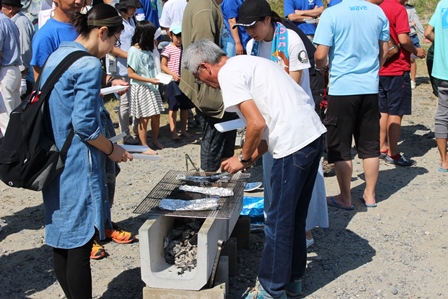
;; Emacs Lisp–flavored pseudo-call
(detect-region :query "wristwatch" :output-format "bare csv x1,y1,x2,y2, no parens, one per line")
238,152,251,164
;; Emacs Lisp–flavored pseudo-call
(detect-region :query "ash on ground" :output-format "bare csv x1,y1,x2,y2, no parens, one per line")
163,218,204,274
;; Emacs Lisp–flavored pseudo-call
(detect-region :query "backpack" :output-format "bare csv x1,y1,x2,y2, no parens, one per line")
0,51,91,191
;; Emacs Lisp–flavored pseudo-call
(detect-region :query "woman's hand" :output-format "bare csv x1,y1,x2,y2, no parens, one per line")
108,144,133,162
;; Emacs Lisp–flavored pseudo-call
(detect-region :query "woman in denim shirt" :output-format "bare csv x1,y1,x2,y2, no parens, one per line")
39,4,132,298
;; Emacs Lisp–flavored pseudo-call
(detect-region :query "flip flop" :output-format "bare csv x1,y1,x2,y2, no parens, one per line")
438,167,448,173
327,196,354,210
359,195,377,207
244,182,263,192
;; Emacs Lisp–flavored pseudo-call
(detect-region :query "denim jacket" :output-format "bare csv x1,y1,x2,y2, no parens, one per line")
41,42,111,249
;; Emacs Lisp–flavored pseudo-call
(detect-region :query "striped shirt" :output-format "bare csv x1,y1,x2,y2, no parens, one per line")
161,43,182,75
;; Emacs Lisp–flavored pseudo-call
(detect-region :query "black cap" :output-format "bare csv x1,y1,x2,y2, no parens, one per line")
115,0,142,11
2,0,23,7
233,0,271,29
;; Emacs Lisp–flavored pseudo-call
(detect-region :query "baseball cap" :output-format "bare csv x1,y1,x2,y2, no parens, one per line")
170,22,182,35
2,0,23,7
233,0,271,29
115,0,142,11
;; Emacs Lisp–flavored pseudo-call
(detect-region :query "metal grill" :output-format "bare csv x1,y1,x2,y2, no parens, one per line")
133,170,250,219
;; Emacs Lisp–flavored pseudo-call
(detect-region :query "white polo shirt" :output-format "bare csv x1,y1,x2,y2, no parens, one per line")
218,55,326,159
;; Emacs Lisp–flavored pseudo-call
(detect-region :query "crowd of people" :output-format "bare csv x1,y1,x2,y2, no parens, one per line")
1,0,447,298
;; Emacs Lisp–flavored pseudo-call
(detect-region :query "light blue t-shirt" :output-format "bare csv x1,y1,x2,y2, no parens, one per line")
31,18,78,68
0,12,21,67
313,0,389,95
127,46,158,91
429,0,448,81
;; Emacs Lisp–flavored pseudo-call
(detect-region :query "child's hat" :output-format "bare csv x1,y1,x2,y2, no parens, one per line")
115,0,142,10
170,22,182,35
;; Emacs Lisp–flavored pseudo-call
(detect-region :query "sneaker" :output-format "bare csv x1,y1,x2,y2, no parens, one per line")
123,135,139,145
322,160,335,177
285,279,302,298
242,280,287,299
105,225,135,244
411,80,416,89
306,238,314,248
90,240,106,260
379,149,388,159
384,154,415,167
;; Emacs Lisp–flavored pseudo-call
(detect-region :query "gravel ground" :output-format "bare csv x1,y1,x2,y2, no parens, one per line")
1,61,447,299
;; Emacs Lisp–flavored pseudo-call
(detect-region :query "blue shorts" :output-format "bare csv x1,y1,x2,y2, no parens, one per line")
409,34,421,48
379,72,412,116
166,81,195,111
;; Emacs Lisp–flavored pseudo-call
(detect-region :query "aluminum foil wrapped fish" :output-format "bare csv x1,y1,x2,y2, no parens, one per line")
178,185,234,197
176,172,230,183
159,198,220,211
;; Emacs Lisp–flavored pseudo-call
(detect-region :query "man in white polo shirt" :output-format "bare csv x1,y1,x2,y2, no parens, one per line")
183,39,326,299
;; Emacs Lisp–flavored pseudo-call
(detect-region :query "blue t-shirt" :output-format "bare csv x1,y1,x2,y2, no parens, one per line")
313,0,389,95
31,18,78,68
221,0,250,49
327,0,342,7
284,0,323,35
428,0,448,81
0,13,21,67
136,0,160,28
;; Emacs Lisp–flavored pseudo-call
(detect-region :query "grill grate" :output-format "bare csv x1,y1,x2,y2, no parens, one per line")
133,170,250,219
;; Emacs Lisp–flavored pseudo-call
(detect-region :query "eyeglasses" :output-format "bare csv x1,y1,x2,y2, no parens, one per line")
113,34,121,47
194,65,203,85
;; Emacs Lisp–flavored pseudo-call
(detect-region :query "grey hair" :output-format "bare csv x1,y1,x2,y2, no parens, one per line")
183,39,226,74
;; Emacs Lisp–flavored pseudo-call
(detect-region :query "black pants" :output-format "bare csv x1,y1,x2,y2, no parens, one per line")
197,109,237,172
53,237,94,299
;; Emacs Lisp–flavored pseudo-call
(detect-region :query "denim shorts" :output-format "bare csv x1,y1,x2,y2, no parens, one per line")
410,34,421,48
379,71,412,116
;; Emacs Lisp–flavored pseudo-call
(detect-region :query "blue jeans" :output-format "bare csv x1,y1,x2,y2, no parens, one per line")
258,134,325,298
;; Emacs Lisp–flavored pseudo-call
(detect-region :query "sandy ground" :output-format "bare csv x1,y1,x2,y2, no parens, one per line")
1,60,448,299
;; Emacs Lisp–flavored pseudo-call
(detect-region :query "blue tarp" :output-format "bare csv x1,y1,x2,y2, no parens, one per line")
241,196,264,224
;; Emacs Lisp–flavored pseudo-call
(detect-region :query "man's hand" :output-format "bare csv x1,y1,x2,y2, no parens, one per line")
220,156,245,174
235,42,244,55
415,47,426,59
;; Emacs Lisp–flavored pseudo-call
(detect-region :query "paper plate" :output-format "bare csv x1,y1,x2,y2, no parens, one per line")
156,73,173,84
214,119,246,132
305,18,319,24
100,85,128,95
132,154,161,160
121,145,152,153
